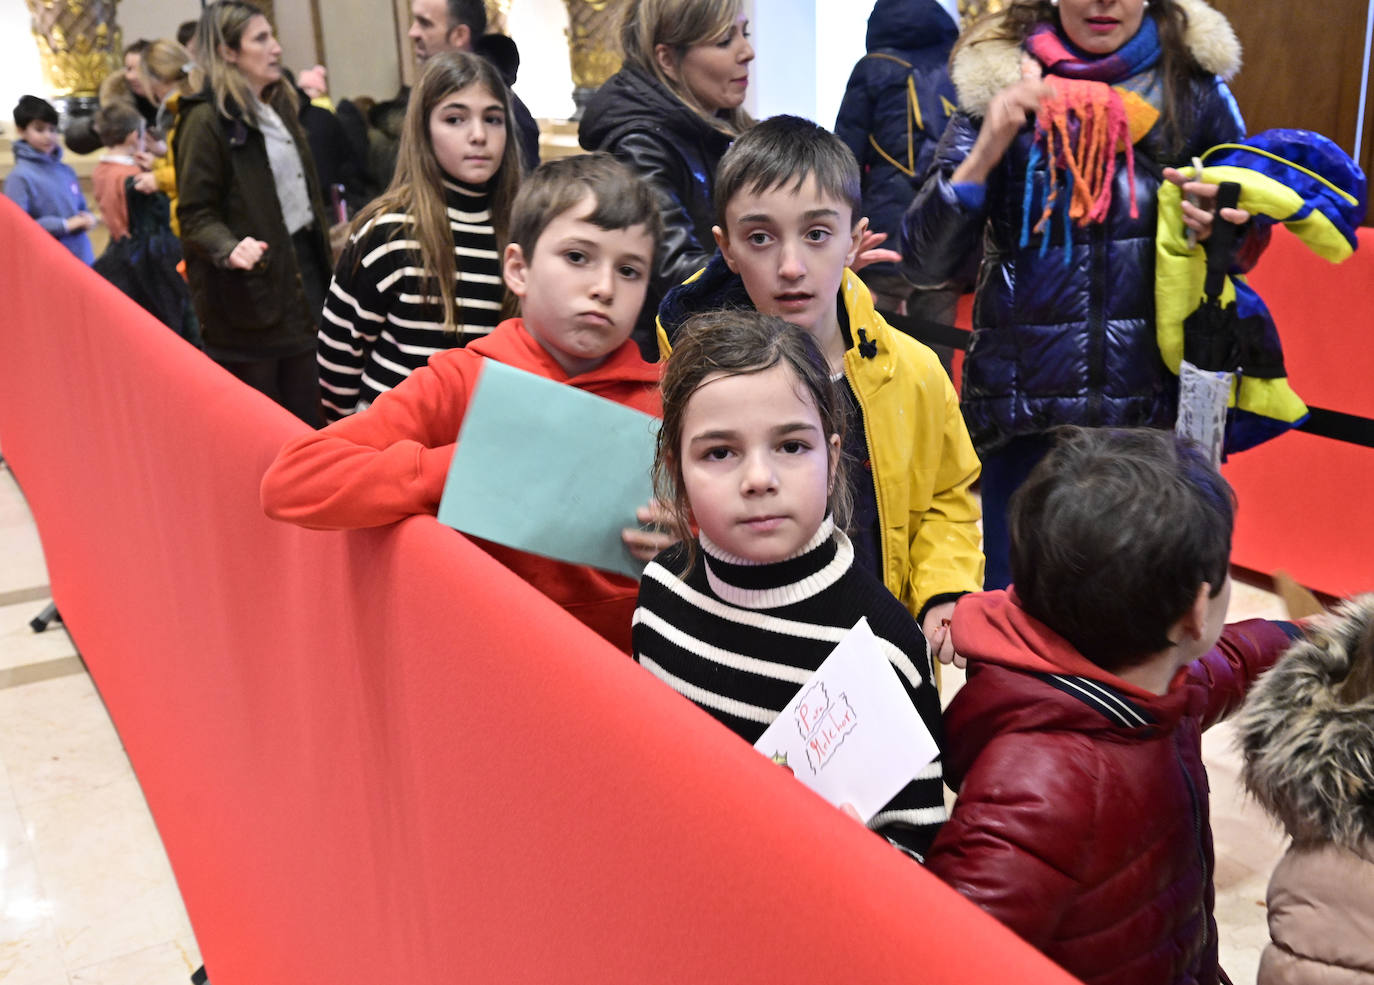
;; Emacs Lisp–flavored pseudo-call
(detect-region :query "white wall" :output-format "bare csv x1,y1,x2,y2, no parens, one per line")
506,0,576,121
0,4,45,134
746,0,876,125
118,0,201,50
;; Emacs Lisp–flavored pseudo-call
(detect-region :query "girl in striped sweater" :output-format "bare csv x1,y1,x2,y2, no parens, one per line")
633,310,947,859
318,51,522,422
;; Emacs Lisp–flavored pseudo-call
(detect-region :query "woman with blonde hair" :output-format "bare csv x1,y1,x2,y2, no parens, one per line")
175,0,332,425
578,0,754,354
316,51,521,421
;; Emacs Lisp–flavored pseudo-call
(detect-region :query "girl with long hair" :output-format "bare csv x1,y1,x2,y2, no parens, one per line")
176,0,332,426
903,0,1258,589
317,51,521,421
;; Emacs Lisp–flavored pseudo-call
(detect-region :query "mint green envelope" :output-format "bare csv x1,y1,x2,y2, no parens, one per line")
436,359,659,579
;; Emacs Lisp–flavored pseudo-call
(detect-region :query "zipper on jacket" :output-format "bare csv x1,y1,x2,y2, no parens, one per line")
1174,734,1209,958
843,350,890,594
1086,222,1107,421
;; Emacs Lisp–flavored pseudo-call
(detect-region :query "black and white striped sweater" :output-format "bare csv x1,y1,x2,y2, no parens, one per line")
632,517,947,859
317,178,504,421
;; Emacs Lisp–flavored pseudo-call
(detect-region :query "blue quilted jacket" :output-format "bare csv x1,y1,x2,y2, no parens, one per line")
904,38,1248,453
834,0,959,290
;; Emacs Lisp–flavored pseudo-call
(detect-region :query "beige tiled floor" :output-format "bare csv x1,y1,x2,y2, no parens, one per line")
0,457,1293,984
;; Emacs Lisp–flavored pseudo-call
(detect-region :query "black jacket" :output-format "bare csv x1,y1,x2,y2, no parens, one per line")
174,89,331,358
579,66,733,351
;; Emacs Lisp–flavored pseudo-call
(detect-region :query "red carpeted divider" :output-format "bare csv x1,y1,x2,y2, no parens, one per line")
0,197,1076,984
1222,226,1374,597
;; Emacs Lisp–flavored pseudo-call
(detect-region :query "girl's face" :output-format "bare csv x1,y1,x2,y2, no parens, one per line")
428,83,507,185
678,362,838,564
1057,0,1148,56
224,14,282,96
123,51,147,98
657,16,754,113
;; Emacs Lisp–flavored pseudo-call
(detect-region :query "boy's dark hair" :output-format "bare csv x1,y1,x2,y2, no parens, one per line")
93,102,143,147
509,151,663,259
713,115,862,231
14,95,59,130
125,38,151,58
654,309,852,571
176,21,198,47
472,33,520,87
1010,427,1234,671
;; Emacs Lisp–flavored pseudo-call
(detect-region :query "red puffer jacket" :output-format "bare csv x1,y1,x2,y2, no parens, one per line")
928,590,1297,985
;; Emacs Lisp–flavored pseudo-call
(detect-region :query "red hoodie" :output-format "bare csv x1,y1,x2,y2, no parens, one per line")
260,319,662,652
928,590,1297,985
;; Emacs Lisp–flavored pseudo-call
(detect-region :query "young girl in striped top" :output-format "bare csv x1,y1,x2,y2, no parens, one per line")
632,309,947,859
318,51,522,421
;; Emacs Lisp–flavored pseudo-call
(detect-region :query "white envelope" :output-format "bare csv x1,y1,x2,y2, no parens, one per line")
753,618,939,822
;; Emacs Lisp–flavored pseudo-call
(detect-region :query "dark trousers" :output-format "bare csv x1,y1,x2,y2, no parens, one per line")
979,433,1053,590
218,349,323,428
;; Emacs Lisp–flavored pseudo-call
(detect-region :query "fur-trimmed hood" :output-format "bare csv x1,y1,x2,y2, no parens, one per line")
950,0,1241,116
1236,595,1374,851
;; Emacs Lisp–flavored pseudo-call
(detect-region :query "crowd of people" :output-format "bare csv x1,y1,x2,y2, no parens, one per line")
6,1,1372,984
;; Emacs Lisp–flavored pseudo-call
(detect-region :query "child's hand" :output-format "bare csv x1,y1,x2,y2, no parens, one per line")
621,499,678,563
838,803,864,823
851,230,902,272
133,150,156,170
133,171,159,194
1162,167,1251,244
65,211,96,233
227,237,269,270
923,601,964,668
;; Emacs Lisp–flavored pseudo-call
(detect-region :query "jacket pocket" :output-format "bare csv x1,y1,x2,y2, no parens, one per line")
208,259,284,332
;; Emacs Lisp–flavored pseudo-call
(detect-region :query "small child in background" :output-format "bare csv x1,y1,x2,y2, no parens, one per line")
633,310,946,859
656,115,982,662
927,426,1302,985
91,102,159,241
262,153,672,652
1236,595,1374,985
4,95,96,264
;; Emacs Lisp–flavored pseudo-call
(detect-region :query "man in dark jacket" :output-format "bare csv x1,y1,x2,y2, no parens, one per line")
834,0,961,331
929,427,1301,985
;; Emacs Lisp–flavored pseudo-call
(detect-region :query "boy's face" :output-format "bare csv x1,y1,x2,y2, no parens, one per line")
503,193,654,377
19,120,58,156
713,176,864,343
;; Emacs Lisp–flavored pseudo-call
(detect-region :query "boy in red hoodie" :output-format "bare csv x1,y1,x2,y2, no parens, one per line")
261,153,671,652
928,427,1300,985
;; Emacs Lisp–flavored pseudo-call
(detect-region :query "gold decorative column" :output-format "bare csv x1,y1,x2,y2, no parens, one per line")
958,0,1008,24
563,0,624,118
484,0,513,36
25,0,121,114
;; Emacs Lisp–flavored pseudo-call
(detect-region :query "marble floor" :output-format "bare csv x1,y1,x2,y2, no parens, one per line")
0,456,1293,984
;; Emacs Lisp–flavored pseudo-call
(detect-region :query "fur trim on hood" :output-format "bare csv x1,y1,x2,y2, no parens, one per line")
950,0,1241,116
1236,594,1374,851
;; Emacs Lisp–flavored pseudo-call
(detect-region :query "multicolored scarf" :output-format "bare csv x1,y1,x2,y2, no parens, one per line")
1019,19,1162,261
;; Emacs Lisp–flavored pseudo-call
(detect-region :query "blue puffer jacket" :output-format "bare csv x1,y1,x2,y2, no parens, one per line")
903,3,1250,454
834,0,959,290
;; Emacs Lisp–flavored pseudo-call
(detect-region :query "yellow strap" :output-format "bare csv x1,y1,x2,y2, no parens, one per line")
1200,143,1361,206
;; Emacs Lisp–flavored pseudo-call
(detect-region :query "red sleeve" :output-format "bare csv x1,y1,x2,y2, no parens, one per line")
1189,618,1299,731
259,353,478,529
925,733,1096,948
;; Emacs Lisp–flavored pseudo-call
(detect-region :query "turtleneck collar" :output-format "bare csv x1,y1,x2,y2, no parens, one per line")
441,175,493,205
699,517,854,609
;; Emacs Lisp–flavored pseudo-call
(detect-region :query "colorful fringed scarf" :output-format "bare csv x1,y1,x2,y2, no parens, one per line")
1020,19,1163,262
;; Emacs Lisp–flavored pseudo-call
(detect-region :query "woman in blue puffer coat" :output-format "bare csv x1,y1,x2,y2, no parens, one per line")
903,0,1261,589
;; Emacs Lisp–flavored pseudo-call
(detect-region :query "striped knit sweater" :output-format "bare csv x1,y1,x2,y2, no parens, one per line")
632,517,948,859
317,178,504,421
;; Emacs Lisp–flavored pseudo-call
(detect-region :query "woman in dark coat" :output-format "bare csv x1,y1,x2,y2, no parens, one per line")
176,0,332,426
903,0,1258,588
578,0,753,355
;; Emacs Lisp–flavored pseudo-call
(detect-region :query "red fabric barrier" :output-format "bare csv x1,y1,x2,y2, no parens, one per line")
0,197,1077,984
1222,227,1374,597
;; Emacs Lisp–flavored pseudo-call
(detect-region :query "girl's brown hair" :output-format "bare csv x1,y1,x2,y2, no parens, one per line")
654,310,851,570
137,38,195,105
349,51,522,336
619,0,754,138
192,1,297,127
956,0,1205,155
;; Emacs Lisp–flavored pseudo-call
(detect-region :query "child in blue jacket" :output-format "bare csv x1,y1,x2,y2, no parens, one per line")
4,95,96,264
